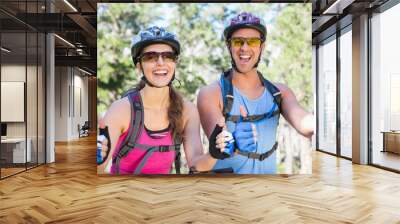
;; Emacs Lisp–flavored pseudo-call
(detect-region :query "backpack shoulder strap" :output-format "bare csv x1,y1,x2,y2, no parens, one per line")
113,90,144,174
114,90,144,159
220,69,234,119
172,135,182,174
257,71,282,114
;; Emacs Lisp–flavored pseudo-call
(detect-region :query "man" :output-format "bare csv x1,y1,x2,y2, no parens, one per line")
197,12,314,174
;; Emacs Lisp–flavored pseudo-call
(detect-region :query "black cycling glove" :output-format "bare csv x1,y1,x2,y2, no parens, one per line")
208,124,231,160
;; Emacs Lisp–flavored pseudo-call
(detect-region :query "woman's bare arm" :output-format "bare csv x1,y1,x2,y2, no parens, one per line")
181,100,217,172
97,97,130,174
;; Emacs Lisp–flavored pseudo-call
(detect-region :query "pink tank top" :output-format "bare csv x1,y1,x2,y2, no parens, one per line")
110,125,176,175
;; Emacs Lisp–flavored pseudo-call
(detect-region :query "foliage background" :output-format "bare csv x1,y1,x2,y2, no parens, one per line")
97,3,312,174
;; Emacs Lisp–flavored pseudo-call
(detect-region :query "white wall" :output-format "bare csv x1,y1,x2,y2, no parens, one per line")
54,67,89,141
1,65,27,138
72,69,89,139
1,82,25,122
1,65,26,81
1,63,46,164
54,66,69,141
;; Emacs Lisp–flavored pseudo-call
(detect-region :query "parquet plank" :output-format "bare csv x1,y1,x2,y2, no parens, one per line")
0,135,399,223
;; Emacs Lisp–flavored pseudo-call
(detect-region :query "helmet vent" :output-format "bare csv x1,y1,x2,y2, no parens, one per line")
154,27,160,36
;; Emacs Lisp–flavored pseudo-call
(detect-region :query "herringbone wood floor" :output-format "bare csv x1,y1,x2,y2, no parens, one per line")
1,135,400,223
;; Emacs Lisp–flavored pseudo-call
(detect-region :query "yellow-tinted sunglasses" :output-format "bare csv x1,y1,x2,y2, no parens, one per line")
229,37,263,48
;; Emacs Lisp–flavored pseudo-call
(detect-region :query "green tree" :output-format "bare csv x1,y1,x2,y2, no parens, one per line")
97,3,312,174
97,4,161,114
97,3,312,113
265,3,312,110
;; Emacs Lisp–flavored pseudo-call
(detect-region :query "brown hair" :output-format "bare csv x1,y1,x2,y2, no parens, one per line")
136,79,184,141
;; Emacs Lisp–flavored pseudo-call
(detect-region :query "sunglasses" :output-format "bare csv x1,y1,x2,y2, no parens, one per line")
229,37,263,48
139,51,178,63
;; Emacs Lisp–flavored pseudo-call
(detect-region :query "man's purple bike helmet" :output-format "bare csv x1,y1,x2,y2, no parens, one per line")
223,12,267,41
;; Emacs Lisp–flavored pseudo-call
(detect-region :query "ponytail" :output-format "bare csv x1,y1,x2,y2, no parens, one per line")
168,86,184,141
135,78,184,140
135,78,146,91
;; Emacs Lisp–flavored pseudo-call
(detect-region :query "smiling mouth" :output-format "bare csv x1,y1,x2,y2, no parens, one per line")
153,70,168,76
239,54,251,63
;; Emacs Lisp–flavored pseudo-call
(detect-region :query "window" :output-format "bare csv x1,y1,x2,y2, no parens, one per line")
317,36,337,154
371,3,400,171
339,28,352,158
0,1,47,179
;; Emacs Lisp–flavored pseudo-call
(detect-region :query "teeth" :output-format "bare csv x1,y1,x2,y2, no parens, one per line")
240,55,251,59
154,70,167,75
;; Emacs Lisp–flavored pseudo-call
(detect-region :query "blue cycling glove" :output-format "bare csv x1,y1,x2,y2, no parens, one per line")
221,130,235,156
233,122,257,152
97,126,111,165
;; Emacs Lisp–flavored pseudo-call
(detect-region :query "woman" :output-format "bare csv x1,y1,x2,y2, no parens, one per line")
98,26,224,174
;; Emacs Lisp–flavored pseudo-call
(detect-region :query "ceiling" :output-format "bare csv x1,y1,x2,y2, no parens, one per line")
312,0,390,44
0,0,97,75
7,0,396,72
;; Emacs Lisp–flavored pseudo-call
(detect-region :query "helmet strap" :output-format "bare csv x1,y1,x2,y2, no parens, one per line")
253,51,262,69
168,72,176,86
253,42,264,69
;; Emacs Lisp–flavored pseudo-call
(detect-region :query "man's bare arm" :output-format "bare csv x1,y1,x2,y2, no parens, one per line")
197,81,225,138
275,83,314,138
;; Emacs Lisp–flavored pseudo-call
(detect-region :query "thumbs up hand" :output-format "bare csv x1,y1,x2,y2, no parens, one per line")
97,118,111,165
209,117,234,159
233,105,257,153
215,117,235,156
